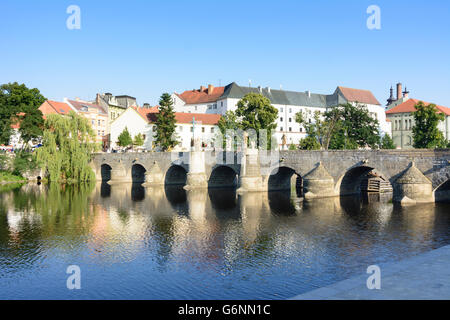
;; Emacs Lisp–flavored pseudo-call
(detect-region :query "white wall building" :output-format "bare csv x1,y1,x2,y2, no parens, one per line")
173,82,391,148
110,106,221,151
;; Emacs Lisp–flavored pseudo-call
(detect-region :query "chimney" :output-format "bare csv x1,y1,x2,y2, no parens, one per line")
396,83,402,101
143,103,150,108
306,90,311,98
207,84,214,95
200,86,206,92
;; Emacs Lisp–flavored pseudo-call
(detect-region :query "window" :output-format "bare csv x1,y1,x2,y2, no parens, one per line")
280,117,283,122
202,127,205,133
221,101,223,107
143,134,146,140
91,120,95,125
289,127,292,132
195,106,198,111
211,127,214,133
179,126,183,132
280,127,283,131
308,119,311,124
98,130,100,136
98,120,101,126
300,127,303,133
208,105,212,109
190,127,194,132
289,118,292,122
213,104,217,109
280,108,284,112
289,108,292,113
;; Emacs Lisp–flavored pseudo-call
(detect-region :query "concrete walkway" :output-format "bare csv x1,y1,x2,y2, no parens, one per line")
290,245,450,300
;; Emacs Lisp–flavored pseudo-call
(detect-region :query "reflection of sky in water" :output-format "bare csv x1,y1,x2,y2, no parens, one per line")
0,183,450,299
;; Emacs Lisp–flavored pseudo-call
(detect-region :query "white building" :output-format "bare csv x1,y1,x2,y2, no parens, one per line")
173,82,391,147
110,106,221,151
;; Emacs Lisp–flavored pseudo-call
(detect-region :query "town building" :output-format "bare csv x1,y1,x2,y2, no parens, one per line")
172,82,390,148
65,99,109,146
386,98,450,149
109,106,221,151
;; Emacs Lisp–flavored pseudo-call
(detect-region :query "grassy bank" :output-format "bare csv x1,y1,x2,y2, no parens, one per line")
0,171,27,184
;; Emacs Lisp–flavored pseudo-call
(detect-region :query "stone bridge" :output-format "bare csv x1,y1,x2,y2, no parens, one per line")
91,149,450,204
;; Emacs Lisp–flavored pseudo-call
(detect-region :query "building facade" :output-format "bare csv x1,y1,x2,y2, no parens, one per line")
110,106,221,151
65,99,109,146
386,98,450,149
173,82,390,148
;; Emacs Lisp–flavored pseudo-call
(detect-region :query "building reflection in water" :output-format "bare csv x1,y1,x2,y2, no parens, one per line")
1,182,450,299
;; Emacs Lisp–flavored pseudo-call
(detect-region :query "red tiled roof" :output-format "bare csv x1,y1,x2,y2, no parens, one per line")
39,100,73,116
132,106,159,120
68,99,107,115
386,99,450,115
146,111,221,125
338,86,381,105
176,86,225,104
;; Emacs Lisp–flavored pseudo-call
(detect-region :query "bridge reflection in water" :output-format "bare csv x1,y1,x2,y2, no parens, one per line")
1,182,450,299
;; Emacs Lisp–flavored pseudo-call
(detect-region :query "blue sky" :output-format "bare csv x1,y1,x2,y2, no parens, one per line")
1,0,449,107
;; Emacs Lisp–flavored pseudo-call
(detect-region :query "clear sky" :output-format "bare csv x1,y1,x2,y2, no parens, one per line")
1,0,449,107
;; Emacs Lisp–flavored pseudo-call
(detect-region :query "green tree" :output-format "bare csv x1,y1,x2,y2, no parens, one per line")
412,101,445,149
217,110,241,149
154,93,178,151
295,109,341,150
117,127,133,148
0,82,45,146
380,134,396,149
133,133,145,147
35,112,97,183
235,93,278,149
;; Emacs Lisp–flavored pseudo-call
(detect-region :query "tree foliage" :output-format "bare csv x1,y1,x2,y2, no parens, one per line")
295,103,380,150
412,101,446,149
133,133,145,147
380,134,396,149
217,110,241,149
117,127,133,148
235,93,278,149
35,112,97,183
154,93,178,151
0,82,45,146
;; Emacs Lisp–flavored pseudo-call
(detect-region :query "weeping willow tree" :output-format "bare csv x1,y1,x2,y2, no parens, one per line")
35,112,98,183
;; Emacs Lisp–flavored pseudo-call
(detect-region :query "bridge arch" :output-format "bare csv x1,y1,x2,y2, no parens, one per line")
434,178,450,202
100,164,112,182
268,166,302,197
208,165,239,188
165,165,188,186
131,163,147,184
335,165,393,196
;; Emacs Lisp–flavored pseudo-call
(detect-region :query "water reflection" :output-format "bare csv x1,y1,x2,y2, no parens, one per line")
0,182,450,299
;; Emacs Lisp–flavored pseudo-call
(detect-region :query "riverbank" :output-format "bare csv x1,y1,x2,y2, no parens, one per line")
0,171,26,184
290,244,450,300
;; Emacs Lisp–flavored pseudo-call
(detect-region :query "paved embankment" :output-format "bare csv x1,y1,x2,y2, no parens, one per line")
290,245,450,300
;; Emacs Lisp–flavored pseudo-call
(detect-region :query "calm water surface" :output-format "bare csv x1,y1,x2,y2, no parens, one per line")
0,182,450,299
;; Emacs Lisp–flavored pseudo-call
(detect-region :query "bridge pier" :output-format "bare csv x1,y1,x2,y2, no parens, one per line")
108,166,132,184
237,148,264,193
184,150,208,190
143,161,164,187
303,162,336,200
394,162,434,205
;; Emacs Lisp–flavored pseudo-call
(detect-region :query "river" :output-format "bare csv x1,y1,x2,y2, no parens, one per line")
0,182,449,299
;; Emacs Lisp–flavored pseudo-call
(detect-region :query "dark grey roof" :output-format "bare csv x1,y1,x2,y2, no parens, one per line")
220,82,338,108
